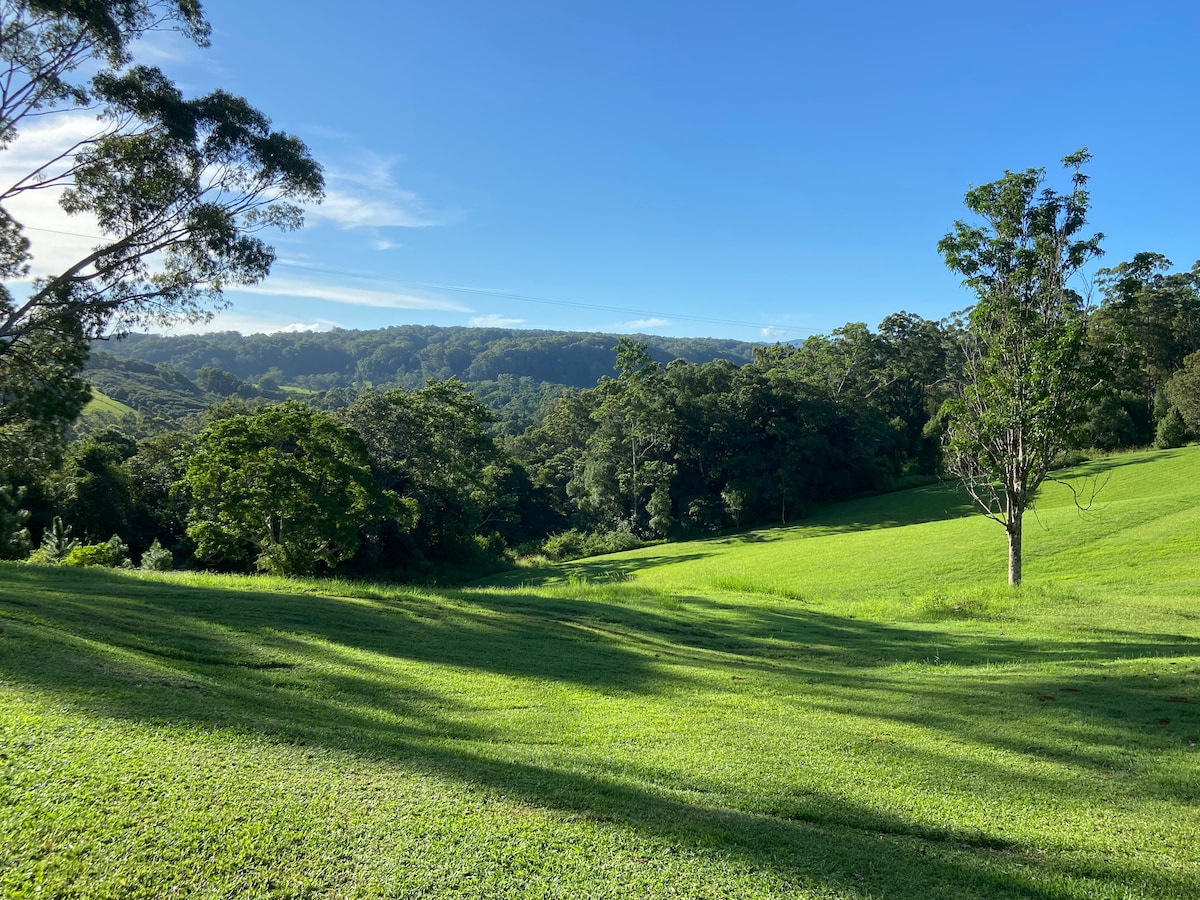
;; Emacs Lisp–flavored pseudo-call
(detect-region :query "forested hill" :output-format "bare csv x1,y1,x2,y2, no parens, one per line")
98,326,759,391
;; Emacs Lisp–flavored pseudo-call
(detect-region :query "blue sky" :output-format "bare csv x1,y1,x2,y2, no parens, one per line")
14,0,1200,340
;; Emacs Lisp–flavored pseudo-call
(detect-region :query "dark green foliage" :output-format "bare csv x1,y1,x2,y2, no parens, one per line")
193,366,249,397
541,526,643,561
45,428,137,543
122,431,192,554
336,380,534,574
0,485,32,560
513,325,947,548
0,298,93,474
98,326,757,391
1095,254,1200,415
1154,406,1188,449
1085,392,1150,451
1,0,321,500
179,402,406,575
83,350,272,424
1163,349,1200,432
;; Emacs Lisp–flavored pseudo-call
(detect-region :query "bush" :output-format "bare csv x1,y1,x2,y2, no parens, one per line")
61,543,118,568
1154,407,1188,449
587,526,642,556
105,534,130,566
1086,394,1140,451
543,529,587,561
542,526,643,562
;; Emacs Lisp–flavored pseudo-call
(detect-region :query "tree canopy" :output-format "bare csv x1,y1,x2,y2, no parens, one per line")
0,0,322,463
179,402,406,575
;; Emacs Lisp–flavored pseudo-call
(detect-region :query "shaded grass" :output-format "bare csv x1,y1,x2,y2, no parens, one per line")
2,448,1199,897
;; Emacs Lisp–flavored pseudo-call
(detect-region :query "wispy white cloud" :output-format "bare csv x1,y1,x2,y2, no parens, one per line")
622,317,670,330
308,152,448,230
134,26,210,66
370,238,401,251
233,277,471,312
0,112,107,277
155,312,342,336
761,326,785,338
469,314,526,327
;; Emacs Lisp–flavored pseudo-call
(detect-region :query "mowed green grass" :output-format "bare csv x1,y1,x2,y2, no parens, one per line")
82,390,137,419
2,449,1199,898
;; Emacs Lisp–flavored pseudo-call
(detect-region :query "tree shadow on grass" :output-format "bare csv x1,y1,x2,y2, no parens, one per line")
1,565,1197,898
462,586,1200,672
1063,448,1182,479
1,566,671,692
456,586,1200,787
490,552,715,588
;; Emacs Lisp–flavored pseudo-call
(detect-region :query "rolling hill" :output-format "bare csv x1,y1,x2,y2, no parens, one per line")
1,447,1197,898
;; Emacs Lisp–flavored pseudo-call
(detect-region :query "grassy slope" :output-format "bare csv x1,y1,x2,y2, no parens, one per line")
1,449,1198,898
82,389,137,419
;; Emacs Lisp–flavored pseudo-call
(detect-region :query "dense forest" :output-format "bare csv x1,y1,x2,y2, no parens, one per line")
99,325,759,388
7,253,1200,581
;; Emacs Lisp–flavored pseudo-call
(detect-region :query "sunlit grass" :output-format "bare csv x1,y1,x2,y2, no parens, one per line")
81,389,137,419
2,448,1199,897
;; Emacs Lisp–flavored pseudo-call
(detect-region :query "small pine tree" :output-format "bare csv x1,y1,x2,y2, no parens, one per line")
1154,407,1188,449
0,485,31,560
37,517,78,564
105,535,130,566
140,539,174,571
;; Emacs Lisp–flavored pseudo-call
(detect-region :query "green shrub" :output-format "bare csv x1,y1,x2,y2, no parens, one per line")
542,529,587,561
588,527,642,556
61,543,118,568
105,534,130,566
542,527,644,562
1154,407,1188,449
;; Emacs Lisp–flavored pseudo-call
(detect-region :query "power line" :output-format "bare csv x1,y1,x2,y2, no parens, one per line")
21,224,815,336
272,261,810,335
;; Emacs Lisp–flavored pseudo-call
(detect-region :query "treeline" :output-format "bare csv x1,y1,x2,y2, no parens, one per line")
7,253,1200,580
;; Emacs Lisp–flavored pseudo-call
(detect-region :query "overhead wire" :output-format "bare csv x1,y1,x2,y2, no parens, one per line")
20,224,815,336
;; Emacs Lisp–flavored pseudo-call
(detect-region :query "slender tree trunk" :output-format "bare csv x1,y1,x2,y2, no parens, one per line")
1007,518,1022,586
630,428,638,530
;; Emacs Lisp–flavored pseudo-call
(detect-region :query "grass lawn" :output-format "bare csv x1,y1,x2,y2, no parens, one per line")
1,448,1198,898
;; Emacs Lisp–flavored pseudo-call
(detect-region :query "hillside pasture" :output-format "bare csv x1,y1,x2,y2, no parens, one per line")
1,449,1198,898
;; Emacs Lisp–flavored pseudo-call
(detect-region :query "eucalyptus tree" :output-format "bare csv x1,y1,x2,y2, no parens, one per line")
578,339,676,534
937,150,1104,585
0,1,323,460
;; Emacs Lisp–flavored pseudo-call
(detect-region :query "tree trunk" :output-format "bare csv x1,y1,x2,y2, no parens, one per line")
1007,519,1022,586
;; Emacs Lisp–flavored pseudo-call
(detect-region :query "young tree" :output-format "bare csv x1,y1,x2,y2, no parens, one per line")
937,150,1104,585
1,1,323,457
